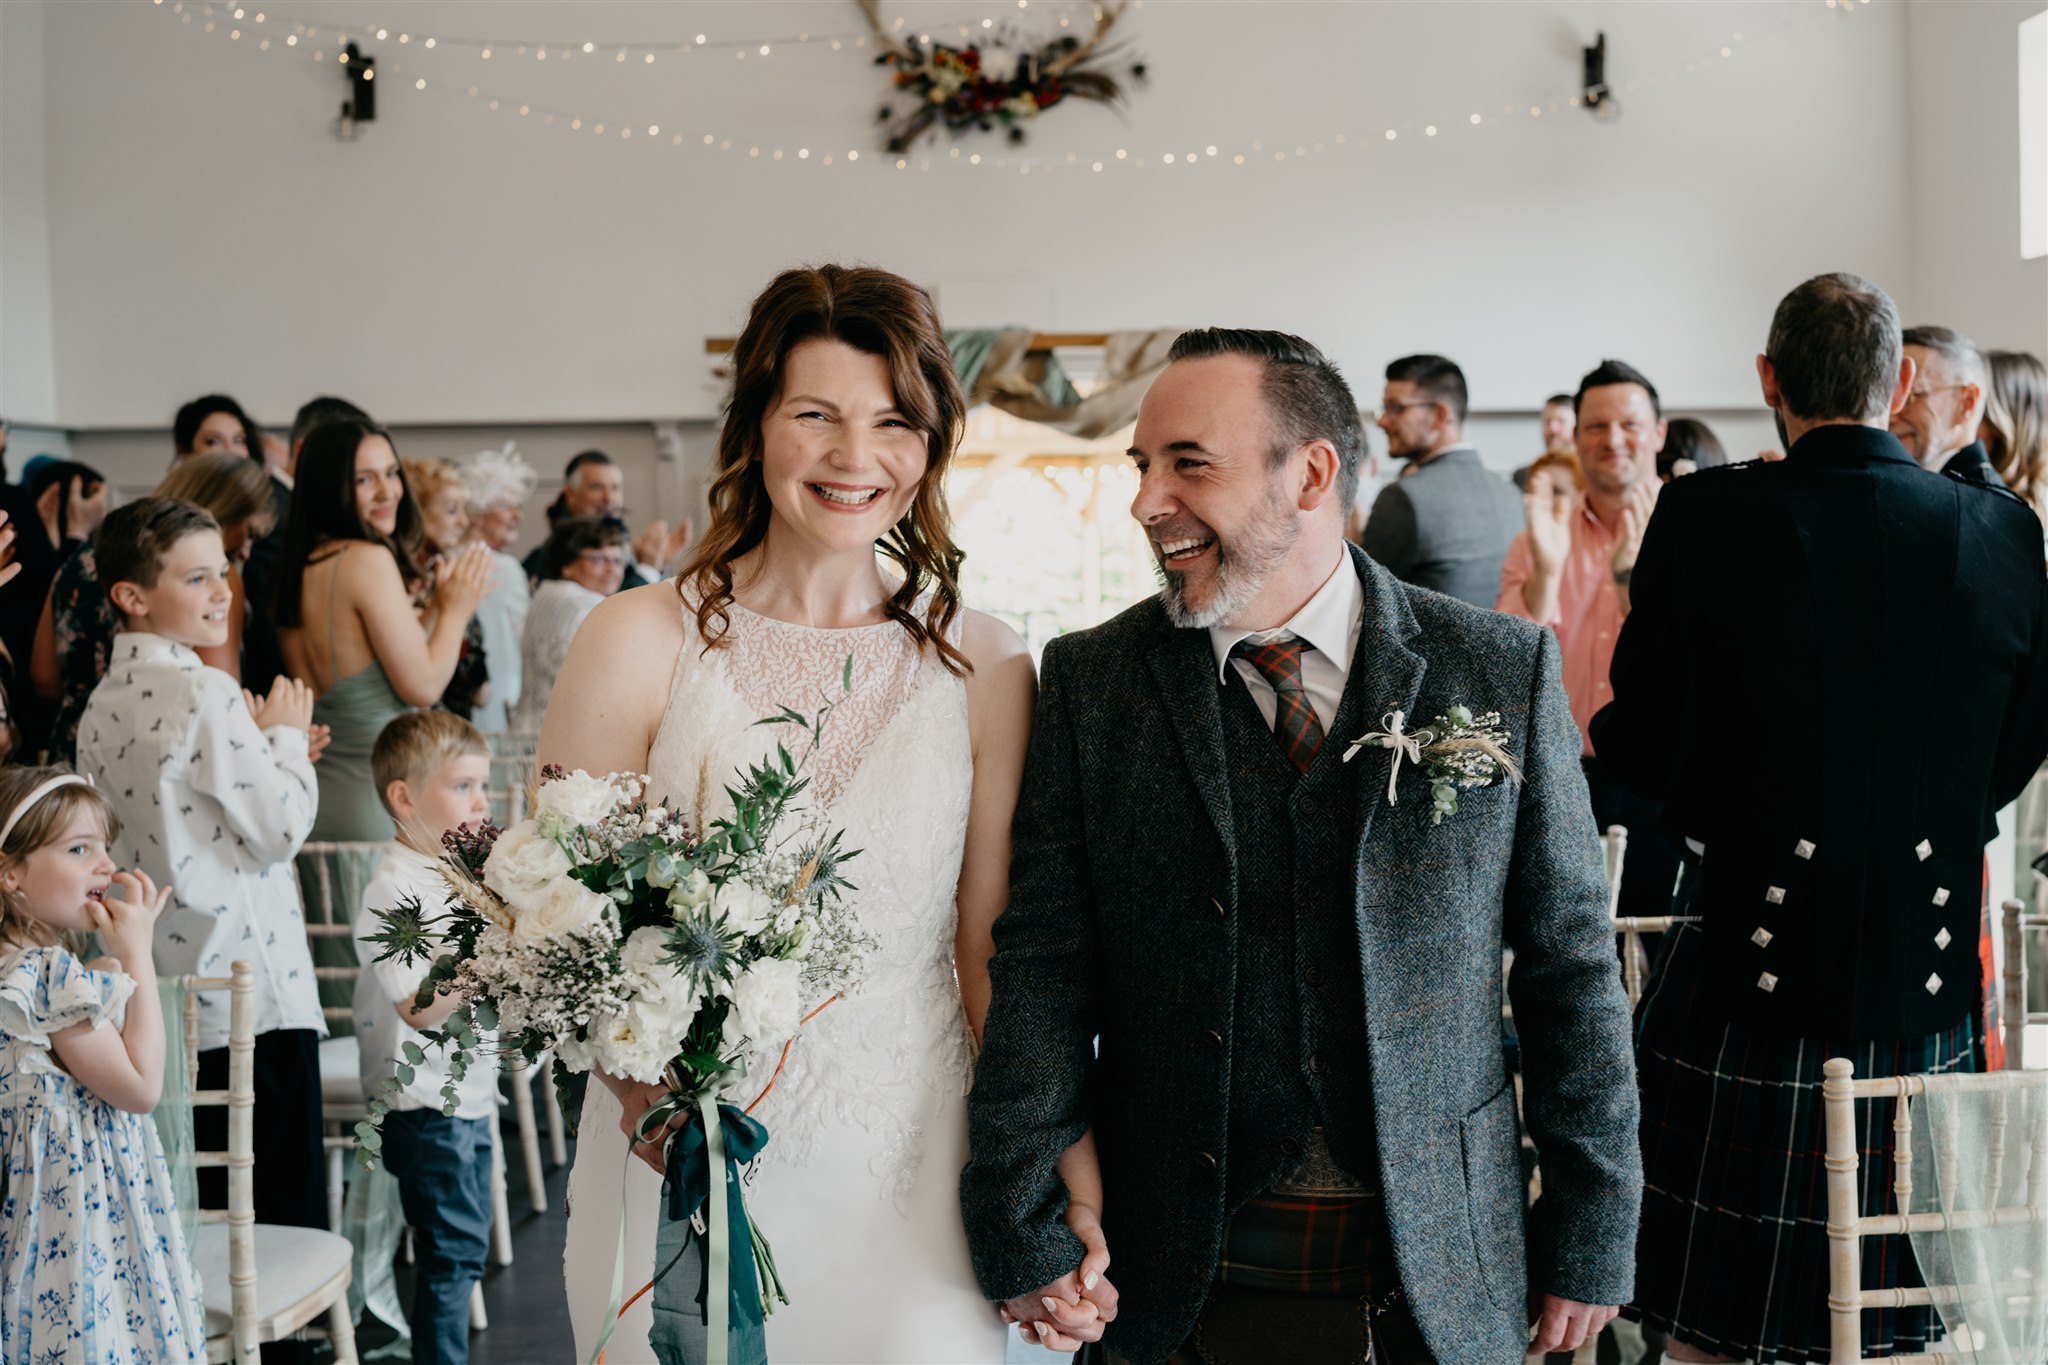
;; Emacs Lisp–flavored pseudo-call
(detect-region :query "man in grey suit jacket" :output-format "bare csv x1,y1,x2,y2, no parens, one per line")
1355,354,1526,607
962,329,1641,1365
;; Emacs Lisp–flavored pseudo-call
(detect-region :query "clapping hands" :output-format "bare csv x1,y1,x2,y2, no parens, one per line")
1609,478,1658,582
0,509,18,590
1523,467,1576,578
244,675,316,734
632,519,694,577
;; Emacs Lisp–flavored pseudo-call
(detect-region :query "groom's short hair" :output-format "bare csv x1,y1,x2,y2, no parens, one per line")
1166,327,1366,511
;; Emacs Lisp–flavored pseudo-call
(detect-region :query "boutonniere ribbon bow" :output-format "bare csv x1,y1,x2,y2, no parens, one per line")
1343,705,1523,824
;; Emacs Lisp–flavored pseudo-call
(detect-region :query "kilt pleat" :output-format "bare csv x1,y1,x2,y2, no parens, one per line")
1625,920,1984,1364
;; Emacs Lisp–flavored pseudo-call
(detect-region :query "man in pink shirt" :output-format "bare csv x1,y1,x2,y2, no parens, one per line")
1498,359,1675,920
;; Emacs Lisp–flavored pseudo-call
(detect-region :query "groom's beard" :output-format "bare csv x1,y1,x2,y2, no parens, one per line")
1157,486,1299,629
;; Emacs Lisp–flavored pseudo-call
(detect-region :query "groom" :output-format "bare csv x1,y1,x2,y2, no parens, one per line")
961,329,1642,1364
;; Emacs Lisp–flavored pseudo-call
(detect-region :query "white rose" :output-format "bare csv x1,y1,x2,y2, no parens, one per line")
619,926,703,1017
714,881,779,937
587,999,685,1085
535,770,618,837
482,820,573,913
507,876,614,946
722,956,803,1055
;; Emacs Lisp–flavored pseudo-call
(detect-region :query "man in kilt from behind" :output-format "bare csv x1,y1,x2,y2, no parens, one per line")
1592,271,2048,1363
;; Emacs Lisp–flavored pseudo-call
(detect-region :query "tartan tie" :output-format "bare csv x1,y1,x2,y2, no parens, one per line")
1230,635,1325,773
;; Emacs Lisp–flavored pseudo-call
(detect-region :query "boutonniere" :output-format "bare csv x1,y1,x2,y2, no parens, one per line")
1342,705,1523,824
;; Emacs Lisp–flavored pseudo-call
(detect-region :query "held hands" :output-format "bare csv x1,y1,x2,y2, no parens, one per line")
998,1199,1117,1352
244,676,316,734
433,542,496,619
1523,468,1576,578
92,870,171,974
1528,1294,1619,1355
1609,478,1658,581
306,723,332,764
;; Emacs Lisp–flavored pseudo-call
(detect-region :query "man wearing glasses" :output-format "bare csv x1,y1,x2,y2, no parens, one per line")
1355,354,1524,608
1893,325,2005,487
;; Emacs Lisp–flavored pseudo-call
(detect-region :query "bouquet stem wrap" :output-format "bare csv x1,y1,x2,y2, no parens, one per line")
642,1095,776,1365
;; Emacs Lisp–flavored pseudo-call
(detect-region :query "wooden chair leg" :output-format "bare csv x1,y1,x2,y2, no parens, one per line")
327,1289,360,1365
509,1061,548,1214
488,1120,514,1267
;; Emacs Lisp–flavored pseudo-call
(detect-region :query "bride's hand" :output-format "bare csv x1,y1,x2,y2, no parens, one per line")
603,1070,686,1175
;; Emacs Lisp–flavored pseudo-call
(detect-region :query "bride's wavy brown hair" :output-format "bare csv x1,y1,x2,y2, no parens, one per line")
679,265,971,675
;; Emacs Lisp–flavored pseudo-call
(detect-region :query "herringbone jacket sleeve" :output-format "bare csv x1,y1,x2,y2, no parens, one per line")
960,634,1095,1302
1503,627,1643,1305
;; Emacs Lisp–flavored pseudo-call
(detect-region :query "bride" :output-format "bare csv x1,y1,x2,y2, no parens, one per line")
542,265,1104,1363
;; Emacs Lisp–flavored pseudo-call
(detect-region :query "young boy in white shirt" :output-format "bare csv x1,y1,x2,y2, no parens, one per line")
77,496,327,1234
355,710,497,1365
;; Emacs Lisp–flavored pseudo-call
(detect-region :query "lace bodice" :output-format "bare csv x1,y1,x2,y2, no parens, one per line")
645,597,974,1202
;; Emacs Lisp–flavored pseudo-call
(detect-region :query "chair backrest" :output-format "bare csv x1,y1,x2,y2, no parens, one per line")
489,733,539,809
187,962,259,1357
1601,825,1627,916
1821,1056,2048,1362
295,841,385,1034
2003,874,2048,1069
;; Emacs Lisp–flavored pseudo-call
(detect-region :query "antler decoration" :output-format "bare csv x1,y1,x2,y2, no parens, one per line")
859,0,1145,154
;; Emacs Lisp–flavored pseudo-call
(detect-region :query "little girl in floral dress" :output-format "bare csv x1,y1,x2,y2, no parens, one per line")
0,766,204,1363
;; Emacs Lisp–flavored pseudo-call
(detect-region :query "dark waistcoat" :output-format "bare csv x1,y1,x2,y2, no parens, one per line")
1215,664,1376,1207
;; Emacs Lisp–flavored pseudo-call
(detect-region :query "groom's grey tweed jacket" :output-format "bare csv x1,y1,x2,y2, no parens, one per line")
961,545,1642,1365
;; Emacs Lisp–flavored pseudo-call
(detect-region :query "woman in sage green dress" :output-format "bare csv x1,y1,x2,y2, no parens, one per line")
272,418,493,842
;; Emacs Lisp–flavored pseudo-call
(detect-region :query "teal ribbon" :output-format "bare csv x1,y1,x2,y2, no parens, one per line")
650,1099,776,1365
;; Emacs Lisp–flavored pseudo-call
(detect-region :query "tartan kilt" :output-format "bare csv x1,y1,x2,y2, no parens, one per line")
1626,919,1985,1363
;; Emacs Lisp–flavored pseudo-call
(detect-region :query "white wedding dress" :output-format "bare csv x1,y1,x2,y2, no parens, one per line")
563,599,1007,1365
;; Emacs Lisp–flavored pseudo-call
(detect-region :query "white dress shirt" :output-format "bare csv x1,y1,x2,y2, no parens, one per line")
78,633,323,1050
353,841,499,1119
1207,548,1364,733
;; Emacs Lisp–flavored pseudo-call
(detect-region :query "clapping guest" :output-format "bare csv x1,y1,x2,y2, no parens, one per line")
1354,354,1524,606
1594,273,2048,1363
0,461,110,759
1656,417,1728,482
520,450,689,590
171,393,261,464
1498,360,1678,922
31,451,274,764
241,395,371,695
1893,325,2001,485
509,518,625,735
458,444,537,732
1981,349,2047,526
402,458,491,721
273,419,492,842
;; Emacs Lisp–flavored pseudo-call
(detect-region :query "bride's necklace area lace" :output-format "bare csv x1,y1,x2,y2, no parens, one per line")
722,601,929,812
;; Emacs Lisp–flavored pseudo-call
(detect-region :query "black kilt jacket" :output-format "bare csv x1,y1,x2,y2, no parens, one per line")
1591,424,2048,1039
961,545,1643,1365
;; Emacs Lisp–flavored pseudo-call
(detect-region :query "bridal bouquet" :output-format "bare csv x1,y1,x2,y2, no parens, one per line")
360,689,870,1364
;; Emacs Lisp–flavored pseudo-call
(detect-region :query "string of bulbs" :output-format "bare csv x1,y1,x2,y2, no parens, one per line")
155,0,1862,176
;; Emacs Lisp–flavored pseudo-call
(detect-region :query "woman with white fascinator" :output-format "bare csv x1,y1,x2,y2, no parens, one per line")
458,443,537,732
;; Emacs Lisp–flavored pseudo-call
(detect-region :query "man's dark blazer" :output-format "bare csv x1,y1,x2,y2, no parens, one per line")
1592,424,2048,1040
1942,438,2007,489
961,543,1642,1365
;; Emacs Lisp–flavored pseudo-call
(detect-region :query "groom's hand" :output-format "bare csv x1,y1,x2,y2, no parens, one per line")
1527,1293,1618,1354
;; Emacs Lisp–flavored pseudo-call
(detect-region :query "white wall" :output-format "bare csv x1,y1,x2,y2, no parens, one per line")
27,0,1920,435
1905,1,2048,355
0,1,58,428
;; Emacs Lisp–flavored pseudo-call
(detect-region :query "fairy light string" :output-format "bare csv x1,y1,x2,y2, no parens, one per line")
156,0,1864,176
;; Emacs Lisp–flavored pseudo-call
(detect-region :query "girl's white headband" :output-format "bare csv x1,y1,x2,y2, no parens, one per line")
0,774,94,852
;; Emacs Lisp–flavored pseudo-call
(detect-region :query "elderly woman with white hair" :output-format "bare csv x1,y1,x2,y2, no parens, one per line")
459,444,537,731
